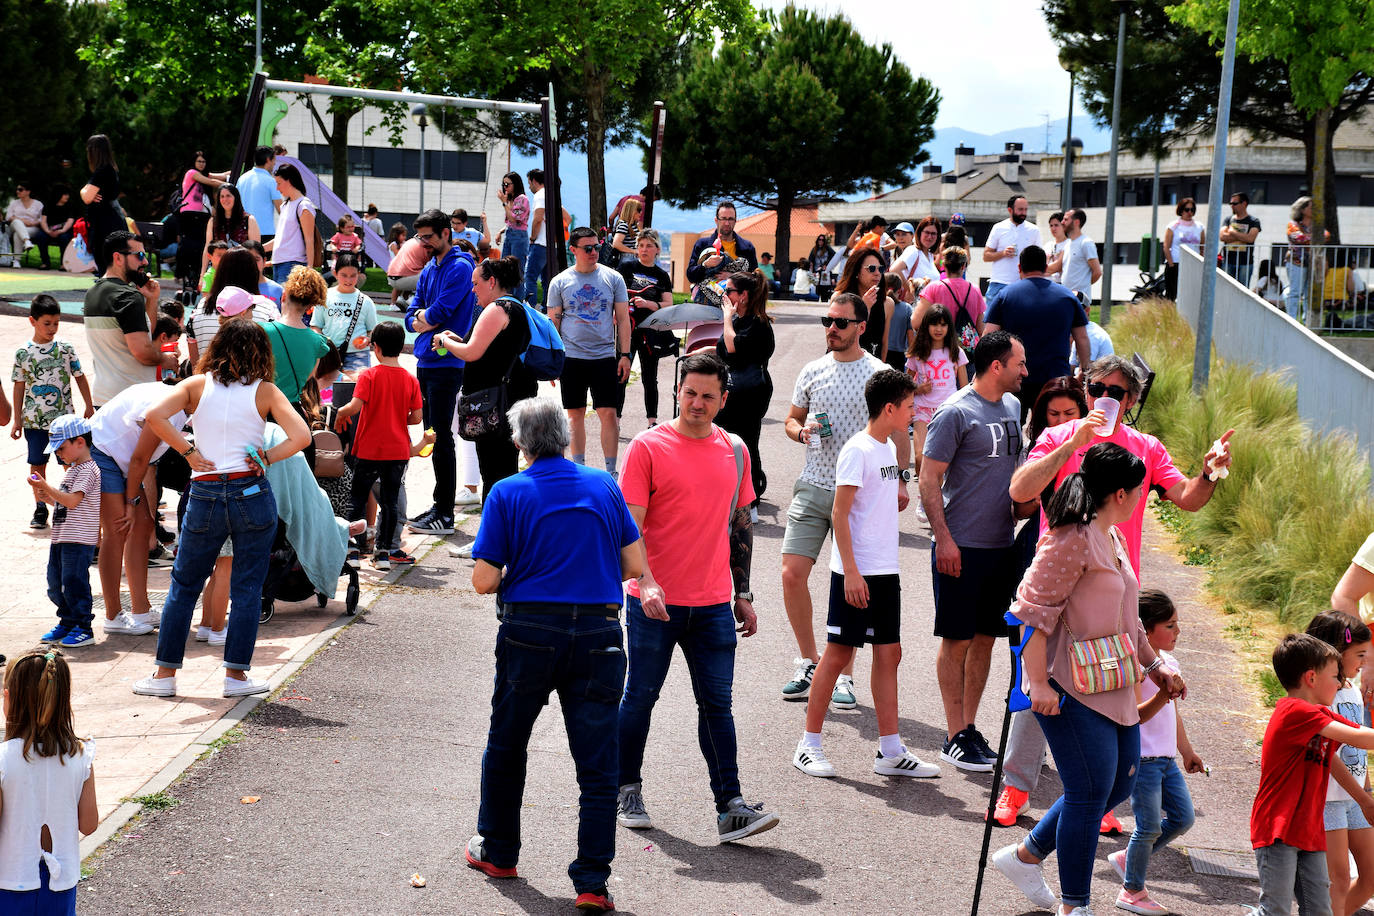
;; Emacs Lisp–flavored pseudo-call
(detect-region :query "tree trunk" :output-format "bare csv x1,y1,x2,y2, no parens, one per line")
330,106,355,201
1306,105,1332,330
774,187,793,296
584,66,609,232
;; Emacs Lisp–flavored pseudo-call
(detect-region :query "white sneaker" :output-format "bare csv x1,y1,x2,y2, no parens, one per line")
454,489,482,508
131,609,159,630
207,628,227,647
792,742,836,778
224,676,269,698
132,674,176,697
105,610,154,635
450,542,474,559
873,747,940,778
196,625,211,642
992,843,1058,910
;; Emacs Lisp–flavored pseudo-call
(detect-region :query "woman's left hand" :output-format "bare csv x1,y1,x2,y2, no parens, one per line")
1148,665,1186,701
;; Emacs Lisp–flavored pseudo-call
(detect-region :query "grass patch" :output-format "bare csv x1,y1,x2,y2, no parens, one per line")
129,791,179,811
1113,299,1374,630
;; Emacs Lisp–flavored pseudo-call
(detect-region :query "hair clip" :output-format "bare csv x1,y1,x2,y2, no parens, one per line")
1347,626,1354,644
44,650,56,661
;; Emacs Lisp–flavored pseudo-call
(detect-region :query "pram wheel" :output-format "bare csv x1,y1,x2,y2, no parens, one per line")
345,578,360,615
260,600,274,624
316,593,327,608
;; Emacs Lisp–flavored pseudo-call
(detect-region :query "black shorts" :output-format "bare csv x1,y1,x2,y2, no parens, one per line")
931,543,1020,640
560,356,621,410
827,571,901,646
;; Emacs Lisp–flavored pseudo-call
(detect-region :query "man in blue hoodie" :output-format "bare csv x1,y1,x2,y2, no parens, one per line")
405,208,476,535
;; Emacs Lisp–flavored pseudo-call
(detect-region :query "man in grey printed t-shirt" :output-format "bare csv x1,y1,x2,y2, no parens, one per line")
547,226,631,476
919,330,1030,772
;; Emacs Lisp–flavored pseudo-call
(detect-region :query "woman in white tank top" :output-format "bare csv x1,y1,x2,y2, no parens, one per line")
132,318,311,699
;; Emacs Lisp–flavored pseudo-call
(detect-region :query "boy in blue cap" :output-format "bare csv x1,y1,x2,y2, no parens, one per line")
31,414,101,647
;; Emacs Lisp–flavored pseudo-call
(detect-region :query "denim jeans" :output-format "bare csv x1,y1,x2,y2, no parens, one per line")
1256,840,1332,916
985,281,1008,308
1223,249,1253,287
1125,756,1196,891
618,597,741,812
477,611,625,894
521,243,548,308
272,260,304,283
1286,264,1308,320
1027,690,1141,908
504,226,530,264
47,542,96,631
416,366,464,517
155,477,279,671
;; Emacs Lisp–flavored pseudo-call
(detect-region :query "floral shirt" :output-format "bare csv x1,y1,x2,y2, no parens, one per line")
11,340,82,429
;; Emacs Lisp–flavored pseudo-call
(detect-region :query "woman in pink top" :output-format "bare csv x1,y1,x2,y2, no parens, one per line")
993,443,1186,916
913,247,984,362
498,171,530,264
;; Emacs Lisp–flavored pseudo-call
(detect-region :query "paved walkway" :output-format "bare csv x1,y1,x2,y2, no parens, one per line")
66,303,1286,914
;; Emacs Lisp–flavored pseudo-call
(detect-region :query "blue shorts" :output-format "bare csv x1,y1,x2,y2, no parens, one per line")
89,445,126,494
1324,798,1372,831
24,427,50,466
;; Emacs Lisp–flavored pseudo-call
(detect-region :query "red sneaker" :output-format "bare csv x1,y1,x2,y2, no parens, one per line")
988,785,1030,827
575,890,615,912
1100,810,1124,835
464,835,517,879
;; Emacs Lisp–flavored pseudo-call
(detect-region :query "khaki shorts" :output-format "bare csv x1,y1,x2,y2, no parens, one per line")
781,479,835,560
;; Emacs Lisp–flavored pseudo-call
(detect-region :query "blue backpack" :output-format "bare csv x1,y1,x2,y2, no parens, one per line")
500,296,565,380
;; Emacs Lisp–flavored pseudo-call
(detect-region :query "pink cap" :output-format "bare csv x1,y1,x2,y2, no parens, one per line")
215,286,255,316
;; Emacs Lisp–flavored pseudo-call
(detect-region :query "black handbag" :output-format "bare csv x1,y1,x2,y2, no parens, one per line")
456,384,506,441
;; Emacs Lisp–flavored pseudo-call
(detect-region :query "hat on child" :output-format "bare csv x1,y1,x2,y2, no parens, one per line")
894,222,916,234
215,286,255,317
46,414,92,454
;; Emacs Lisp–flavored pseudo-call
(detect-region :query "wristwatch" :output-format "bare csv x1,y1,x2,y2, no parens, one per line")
899,469,913,483
618,352,631,361
734,591,754,603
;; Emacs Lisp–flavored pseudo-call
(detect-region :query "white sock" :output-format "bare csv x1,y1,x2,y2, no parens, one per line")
801,731,823,749
878,734,904,758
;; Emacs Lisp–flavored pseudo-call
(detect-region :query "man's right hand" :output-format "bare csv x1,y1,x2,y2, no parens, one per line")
638,580,669,621
1070,409,1108,449
935,538,961,577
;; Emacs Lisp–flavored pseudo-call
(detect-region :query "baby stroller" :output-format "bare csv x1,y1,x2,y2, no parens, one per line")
637,302,725,419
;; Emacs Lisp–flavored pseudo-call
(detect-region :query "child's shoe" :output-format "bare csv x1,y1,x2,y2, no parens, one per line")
30,504,48,529
386,549,416,565
41,623,71,644
59,628,94,648
373,552,391,571
1116,887,1168,914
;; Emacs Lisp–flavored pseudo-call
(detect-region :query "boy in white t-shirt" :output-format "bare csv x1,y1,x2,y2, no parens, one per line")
792,369,940,780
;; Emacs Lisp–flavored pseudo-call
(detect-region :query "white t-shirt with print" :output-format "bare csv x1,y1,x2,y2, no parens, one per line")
1328,683,1368,802
830,431,901,575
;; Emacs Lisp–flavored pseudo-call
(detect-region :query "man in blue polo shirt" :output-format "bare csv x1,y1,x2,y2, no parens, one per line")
405,208,477,535
235,146,282,244
464,396,642,915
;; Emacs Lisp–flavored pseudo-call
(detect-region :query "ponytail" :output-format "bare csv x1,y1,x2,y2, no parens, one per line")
1045,471,1095,528
1044,442,1146,530
5,650,81,762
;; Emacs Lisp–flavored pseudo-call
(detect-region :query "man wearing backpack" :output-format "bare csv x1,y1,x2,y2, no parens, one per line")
547,226,631,477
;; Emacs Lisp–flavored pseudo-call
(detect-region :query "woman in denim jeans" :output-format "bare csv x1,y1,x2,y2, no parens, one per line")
992,444,1187,916
131,319,310,700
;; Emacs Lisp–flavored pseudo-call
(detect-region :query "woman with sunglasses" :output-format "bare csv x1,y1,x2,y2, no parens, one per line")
1162,199,1203,302
203,184,260,275
833,246,894,362
716,271,774,510
497,172,530,266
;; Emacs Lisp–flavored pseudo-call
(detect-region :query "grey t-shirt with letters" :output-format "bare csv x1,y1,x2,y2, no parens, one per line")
922,385,1024,549
547,264,629,360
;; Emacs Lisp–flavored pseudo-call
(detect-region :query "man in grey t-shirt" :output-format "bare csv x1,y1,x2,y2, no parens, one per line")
919,330,1031,772
547,226,631,475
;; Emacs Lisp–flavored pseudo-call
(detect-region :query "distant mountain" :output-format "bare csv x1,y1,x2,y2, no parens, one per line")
921,117,1112,175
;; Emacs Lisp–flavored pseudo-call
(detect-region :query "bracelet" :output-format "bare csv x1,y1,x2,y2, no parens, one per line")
1144,657,1165,674
181,444,197,457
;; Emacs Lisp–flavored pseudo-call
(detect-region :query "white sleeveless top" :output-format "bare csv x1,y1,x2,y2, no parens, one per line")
0,737,94,892
192,375,266,476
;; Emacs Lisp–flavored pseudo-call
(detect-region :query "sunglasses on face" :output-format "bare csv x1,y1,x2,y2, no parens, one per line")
574,244,598,253
820,316,857,329
119,249,149,262
862,263,882,273
1181,207,1195,213
1087,381,1129,401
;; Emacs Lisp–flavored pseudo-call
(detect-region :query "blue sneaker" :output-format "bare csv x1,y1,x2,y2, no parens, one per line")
59,628,95,648
41,623,71,643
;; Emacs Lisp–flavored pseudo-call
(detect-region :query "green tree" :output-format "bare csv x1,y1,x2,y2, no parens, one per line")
658,6,939,267
0,0,83,192
1168,0,1374,263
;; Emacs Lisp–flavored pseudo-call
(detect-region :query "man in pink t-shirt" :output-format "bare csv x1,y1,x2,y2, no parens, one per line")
1009,355,1234,575
615,351,780,845
386,236,429,296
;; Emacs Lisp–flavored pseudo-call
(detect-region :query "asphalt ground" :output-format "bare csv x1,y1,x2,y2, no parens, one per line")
81,302,1283,915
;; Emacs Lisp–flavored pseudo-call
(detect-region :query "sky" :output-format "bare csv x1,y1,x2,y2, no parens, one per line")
755,0,1090,134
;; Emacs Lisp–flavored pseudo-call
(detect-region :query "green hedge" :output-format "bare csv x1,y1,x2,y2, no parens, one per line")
1113,300,1374,627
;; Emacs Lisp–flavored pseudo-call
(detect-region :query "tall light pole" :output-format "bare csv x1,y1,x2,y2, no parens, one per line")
1192,0,1241,393
1060,54,1076,212
1100,0,1131,325
411,104,429,212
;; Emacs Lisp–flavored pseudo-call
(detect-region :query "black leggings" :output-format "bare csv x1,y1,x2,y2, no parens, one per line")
623,337,666,419
715,381,771,502
177,212,210,284
350,458,406,554
475,422,520,502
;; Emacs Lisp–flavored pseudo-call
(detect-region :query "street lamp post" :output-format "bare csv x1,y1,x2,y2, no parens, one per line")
1060,55,1076,212
411,104,429,212
1101,0,1131,325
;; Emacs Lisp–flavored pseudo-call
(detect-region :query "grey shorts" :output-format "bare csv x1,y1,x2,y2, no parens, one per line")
1324,798,1371,831
781,479,835,561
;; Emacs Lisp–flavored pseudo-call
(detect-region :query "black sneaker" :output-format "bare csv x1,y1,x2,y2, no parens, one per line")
940,728,996,772
968,725,999,763
408,506,439,526
30,504,48,529
147,545,175,568
155,523,177,545
407,514,454,535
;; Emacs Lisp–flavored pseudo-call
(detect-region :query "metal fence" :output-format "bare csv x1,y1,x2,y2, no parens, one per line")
1233,243,1374,332
1176,248,1374,477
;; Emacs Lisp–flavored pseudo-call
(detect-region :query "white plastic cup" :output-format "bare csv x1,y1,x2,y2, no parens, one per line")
805,414,822,450
1094,396,1121,437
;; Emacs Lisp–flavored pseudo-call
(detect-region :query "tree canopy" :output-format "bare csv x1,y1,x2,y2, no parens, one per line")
659,6,939,265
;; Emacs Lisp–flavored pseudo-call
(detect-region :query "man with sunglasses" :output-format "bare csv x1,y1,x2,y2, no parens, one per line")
547,226,631,476
779,293,905,708
1219,191,1261,286
1010,354,1233,578
82,231,176,406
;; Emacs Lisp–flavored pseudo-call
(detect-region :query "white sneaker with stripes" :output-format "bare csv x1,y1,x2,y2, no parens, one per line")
873,747,940,778
792,742,836,778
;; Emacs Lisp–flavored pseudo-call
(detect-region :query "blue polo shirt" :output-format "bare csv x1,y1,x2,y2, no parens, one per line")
235,167,282,237
405,246,477,370
472,456,639,605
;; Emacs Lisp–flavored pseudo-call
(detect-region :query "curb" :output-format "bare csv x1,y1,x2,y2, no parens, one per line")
79,533,450,863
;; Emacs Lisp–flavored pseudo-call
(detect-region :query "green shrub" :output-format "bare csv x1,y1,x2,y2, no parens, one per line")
1111,300,1373,630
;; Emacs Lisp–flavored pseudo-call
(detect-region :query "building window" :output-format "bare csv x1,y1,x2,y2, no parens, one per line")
297,144,486,182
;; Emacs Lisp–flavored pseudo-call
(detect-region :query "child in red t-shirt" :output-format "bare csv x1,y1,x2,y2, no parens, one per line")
1252,633,1374,915
334,320,423,570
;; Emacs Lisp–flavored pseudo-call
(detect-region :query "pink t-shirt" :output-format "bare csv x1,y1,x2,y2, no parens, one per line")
619,423,755,606
1030,419,1189,575
180,170,209,213
920,277,986,327
330,232,362,253
386,237,429,278
905,347,967,410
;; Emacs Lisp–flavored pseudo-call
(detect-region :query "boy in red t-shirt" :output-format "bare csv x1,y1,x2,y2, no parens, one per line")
334,320,423,570
1252,633,1374,915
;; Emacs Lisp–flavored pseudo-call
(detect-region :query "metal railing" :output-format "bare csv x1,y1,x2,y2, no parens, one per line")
1243,243,1374,332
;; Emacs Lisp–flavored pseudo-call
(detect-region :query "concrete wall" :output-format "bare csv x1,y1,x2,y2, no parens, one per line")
1176,247,1374,467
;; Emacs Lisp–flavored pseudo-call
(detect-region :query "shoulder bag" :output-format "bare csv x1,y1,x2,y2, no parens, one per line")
456,300,518,441
1060,529,1144,695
